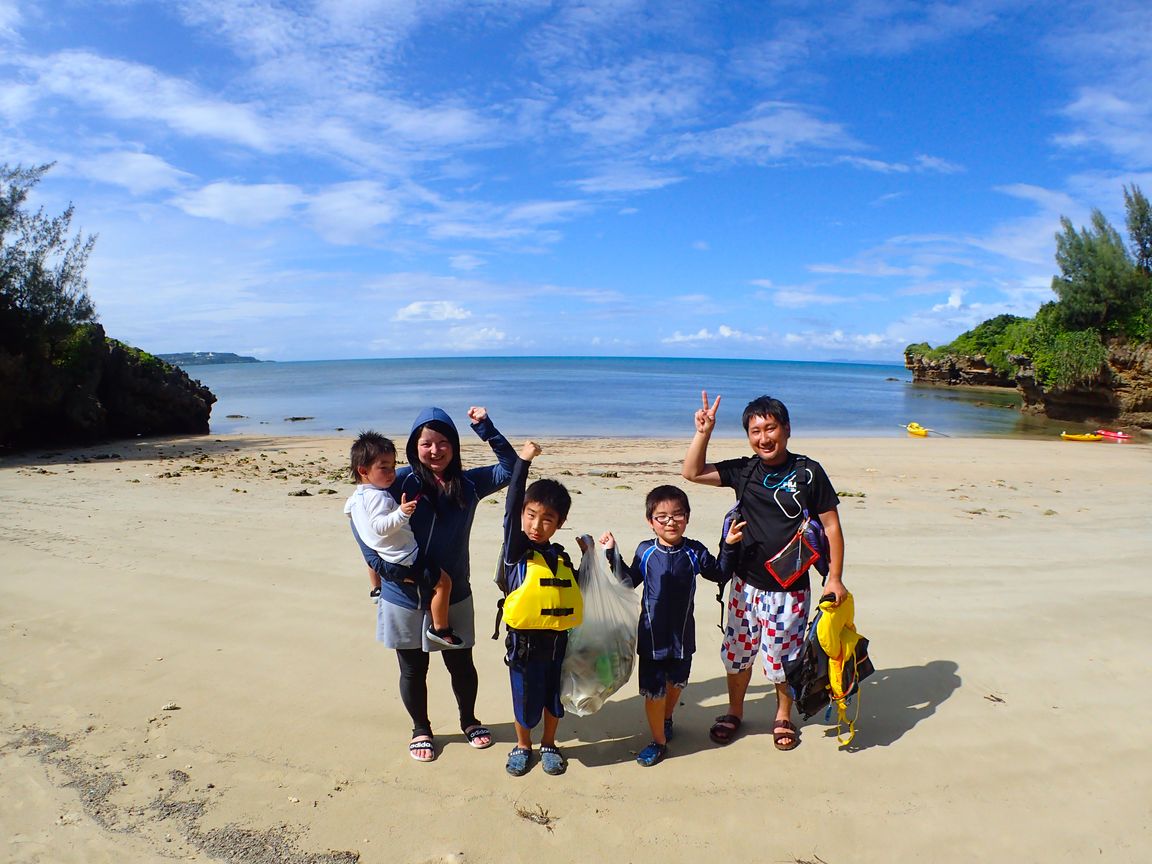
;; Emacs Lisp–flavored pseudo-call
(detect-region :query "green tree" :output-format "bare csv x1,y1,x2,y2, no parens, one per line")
1,163,97,346
1050,210,1138,333
1125,184,1152,276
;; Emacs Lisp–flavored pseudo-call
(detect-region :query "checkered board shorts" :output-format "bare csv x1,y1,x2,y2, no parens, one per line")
721,578,810,684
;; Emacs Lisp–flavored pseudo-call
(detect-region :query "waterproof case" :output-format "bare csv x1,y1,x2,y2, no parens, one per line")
764,522,820,588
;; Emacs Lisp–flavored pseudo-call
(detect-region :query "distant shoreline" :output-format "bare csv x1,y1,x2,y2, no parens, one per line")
159,351,264,366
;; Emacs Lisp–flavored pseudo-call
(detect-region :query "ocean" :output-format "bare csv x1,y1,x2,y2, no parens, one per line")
181,356,1070,440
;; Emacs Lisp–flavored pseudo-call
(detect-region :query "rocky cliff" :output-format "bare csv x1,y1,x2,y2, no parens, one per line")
0,323,216,451
902,352,1016,388
906,341,1152,429
1013,341,1152,427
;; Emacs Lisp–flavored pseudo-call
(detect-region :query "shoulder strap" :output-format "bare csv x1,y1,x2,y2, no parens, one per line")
734,457,758,503
735,454,807,502
791,454,810,512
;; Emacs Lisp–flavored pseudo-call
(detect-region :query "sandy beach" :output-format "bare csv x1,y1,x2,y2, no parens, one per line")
2,432,1150,864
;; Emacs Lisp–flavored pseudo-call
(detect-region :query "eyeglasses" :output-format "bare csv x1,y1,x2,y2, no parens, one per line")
652,512,687,525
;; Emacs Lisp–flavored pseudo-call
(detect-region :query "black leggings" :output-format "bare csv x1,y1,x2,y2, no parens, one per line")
395,647,480,736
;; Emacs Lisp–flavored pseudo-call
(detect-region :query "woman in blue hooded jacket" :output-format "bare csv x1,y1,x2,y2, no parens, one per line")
367,405,516,761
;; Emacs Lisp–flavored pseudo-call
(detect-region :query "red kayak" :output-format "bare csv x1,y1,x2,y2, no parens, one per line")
1094,429,1133,441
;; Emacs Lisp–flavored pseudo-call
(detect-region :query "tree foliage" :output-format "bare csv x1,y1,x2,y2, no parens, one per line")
903,314,1028,378
1125,184,1152,276
906,185,1152,390
1,163,97,348
1051,211,1136,333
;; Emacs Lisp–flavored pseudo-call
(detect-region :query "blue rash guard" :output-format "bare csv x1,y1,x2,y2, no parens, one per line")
364,407,516,611
610,538,721,661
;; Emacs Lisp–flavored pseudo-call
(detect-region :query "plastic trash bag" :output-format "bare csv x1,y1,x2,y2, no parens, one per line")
560,535,639,716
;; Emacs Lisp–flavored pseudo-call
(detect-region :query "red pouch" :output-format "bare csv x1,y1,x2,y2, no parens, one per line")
764,525,820,588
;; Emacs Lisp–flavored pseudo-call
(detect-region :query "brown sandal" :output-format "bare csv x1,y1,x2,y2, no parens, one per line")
709,714,742,745
773,719,800,751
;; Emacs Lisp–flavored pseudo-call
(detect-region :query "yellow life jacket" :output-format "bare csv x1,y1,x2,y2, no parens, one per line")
502,550,583,631
813,592,874,746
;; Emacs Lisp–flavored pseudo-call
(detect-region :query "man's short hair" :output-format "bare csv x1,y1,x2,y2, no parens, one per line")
524,478,572,522
349,431,396,482
645,484,690,520
741,396,791,431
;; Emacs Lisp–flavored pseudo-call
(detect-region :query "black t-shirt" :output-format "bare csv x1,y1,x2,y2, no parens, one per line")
715,452,839,592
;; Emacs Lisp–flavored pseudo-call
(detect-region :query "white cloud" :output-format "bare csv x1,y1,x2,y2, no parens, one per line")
822,1,1006,57
932,288,966,312
871,192,907,207
0,80,33,121
75,151,193,195
808,259,932,278
0,0,18,42
838,153,964,174
913,154,964,174
505,199,587,224
380,99,496,147
171,182,305,226
1054,87,1152,169
783,329,897,352
663,324,763,344
570,167,683,194
1047,2,1152,170
31,51,274,151
307,181,401,244
394,301,472,322
558,54,713,144
449,253,485,270
668,102,859,164
442,324,508,351
771,289,849,309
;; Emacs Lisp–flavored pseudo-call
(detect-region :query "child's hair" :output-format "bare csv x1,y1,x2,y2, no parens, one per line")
524,478,572,522
349,431,397,482
645,484,690,520
741,395,791,431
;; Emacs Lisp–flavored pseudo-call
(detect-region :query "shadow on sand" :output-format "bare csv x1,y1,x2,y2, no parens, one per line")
503,658,962,767
0,435,312,468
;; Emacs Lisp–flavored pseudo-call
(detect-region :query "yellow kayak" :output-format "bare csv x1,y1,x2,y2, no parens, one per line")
904,422,929,437
1060,431,1102,442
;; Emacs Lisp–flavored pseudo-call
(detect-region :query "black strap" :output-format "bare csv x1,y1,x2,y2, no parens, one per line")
540,607,575,616
736,453,810,508
733,457,758,504
792,454,810,513
538,578,572,587
491,596,505,640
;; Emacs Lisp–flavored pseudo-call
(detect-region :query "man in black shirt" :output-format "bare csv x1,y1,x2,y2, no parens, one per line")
683,393,846,751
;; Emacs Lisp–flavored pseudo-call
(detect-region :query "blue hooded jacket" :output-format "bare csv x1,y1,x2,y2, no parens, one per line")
367,407,516,610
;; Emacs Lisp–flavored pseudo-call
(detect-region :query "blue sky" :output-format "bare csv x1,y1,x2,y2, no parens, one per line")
3,1,1150,362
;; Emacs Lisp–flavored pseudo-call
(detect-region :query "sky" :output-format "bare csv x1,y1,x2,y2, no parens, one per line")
3,0,1151,362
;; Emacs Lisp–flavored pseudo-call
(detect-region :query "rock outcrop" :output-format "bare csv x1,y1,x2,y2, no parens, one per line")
902,352,1015,388
1013,341,1152,427
906,341,1152,429
0,323,216,451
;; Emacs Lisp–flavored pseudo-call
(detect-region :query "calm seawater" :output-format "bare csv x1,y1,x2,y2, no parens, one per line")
183,357,1067,439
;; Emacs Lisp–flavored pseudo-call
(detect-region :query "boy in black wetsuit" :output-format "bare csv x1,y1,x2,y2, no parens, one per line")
600,484,722,767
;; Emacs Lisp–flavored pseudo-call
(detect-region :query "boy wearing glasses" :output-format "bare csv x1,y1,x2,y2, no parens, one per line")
599,485,722,767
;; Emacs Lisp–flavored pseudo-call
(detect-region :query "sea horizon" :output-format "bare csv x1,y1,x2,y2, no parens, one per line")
180,355,1076,441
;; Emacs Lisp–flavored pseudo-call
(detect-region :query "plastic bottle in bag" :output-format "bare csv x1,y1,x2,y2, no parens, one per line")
559,535,640,717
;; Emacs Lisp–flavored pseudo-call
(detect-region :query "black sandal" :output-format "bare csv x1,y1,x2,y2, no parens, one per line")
408,736,436,762
773,719,800,751
709,714,742,745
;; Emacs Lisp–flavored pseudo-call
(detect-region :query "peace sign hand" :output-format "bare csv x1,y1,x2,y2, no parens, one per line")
694,390,721,434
